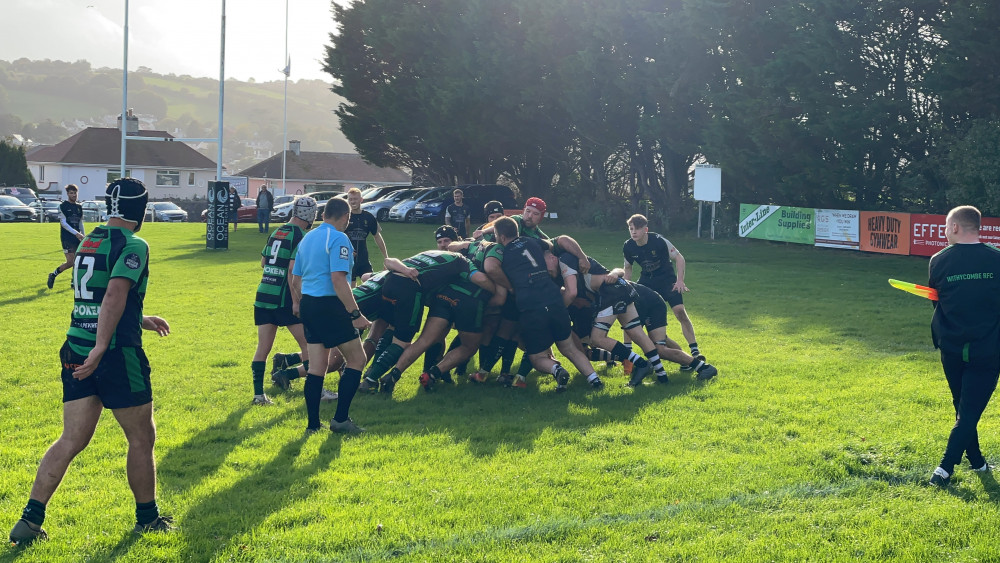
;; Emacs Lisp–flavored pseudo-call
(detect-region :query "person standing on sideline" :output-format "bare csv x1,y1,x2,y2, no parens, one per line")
622,214,702,369
256,184,274,234
927,205,1000,487
46,184,85,289
228,185,242,231
345,187,388,286
9,179,174,546
290,197,371,434
445,188,471,239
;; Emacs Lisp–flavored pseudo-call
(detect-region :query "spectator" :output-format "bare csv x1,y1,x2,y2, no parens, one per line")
256,185,274,234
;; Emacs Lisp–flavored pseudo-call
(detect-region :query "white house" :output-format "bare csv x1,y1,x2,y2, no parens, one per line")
26,115,218,201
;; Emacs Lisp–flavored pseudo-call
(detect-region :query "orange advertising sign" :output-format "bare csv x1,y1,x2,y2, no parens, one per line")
859,211,910,255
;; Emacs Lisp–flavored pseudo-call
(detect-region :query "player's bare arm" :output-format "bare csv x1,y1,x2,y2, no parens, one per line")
141,316,170,337
374,224,389,260
289,273,302,316
470,271,498,295
671,248,689,292
552,235,589,274
384,257,419,281
484,256,512,291
623,260,633,281
73,277,131,380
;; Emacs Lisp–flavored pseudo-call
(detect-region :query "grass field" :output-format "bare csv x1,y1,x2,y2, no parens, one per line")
1,221,998,561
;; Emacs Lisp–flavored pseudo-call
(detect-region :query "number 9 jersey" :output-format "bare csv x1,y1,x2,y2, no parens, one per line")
255,224,305,310
66,226,150,356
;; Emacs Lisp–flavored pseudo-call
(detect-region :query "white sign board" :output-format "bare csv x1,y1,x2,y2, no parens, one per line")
222,175,249,197
693,166,721,202
814,208,860,250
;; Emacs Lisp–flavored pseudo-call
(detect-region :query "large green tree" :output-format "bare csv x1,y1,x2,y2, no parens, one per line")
0,139,37,188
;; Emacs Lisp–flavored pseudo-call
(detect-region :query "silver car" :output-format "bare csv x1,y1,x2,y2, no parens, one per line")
387,187,452,223
361,188,421,222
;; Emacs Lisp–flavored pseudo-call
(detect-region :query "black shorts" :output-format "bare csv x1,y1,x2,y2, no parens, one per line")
61,233,80,253
501,292,520,322
635,286,668,331
381,274,425,342
61,341,152,409
595,279,640,317
428,286,486,333
254,305,301,327
518,303,572,355
356,294,381,321
352,259,373,281
639,276,684,308
300,294,358,348
567,303,596,339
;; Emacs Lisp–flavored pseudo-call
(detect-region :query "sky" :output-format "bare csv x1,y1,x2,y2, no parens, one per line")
1,0,345,82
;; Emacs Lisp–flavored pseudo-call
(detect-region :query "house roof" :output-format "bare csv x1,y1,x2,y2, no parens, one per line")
236,151,410,184
27,128,217,169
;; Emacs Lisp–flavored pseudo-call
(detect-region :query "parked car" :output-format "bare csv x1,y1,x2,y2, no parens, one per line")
201,198,257,222
272,194,298,207
0,195,37,222
81,200,108,223
0,187,39,207
413,184,518,224
388,187,453,223
360,185,408,203
361,188,421,222
29,200,62,222
310,190,345,217
145,201,189,222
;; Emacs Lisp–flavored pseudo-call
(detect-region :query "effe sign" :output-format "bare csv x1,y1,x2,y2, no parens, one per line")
910,214,947,256
206,181,230,250
860,211,910,255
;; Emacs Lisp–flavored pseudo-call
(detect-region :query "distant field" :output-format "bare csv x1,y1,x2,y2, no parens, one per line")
4,88,110,122
1,221,998,561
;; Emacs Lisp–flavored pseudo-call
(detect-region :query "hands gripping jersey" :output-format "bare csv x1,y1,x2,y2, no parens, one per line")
66,226,149,355
623,232,677,282
255,223,305,310
464,239,504,270
500,237,562,311
558,254,609,303
401,250,479,294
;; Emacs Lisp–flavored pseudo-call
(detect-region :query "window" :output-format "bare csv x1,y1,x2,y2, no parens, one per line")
156,170,180,187
188,172,196,186
107,169,132,183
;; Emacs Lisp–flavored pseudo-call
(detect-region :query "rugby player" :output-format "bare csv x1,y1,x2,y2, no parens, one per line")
345,187,388,286
290,198,370,434
623,214,702,368
10,179,173,546
251,197,318,405
46,184,85,290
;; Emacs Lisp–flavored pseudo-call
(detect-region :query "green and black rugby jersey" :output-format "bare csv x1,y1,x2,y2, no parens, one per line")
66,226,149,355
512,214,549,241
353,270,388,318
465,239,504,271
401,250,479,294
255,224,305,309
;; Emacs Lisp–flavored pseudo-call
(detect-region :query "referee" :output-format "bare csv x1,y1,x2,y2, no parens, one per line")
290,198,371,434
928,205,1000,487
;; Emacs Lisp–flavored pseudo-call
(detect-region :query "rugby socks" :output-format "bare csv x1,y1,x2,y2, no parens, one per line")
365,343,404,381
689,342,699,356
135,500,159,526
589,348,613,362
478,339,502,371
285,353,302,367
424,342,444,372
304,374,324,429
386,367,402,383
645,349,667,378
373,330,394,362
500,345,518,374
586,373,600,384
550,363,562,376
251,361,266,395
517,355,533,377
427,365,443,380
21,499,45,527
333,368,361,423
610,342,633,362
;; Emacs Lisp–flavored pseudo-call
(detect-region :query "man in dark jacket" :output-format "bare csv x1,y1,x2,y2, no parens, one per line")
256,185,274,234
228,185,242,231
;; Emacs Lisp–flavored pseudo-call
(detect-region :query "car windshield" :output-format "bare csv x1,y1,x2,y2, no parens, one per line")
0,196,24,206
360,187,381,199
387,190,416,201
152,202,181,210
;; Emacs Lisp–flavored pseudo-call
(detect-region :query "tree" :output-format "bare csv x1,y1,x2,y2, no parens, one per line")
0,139,37,188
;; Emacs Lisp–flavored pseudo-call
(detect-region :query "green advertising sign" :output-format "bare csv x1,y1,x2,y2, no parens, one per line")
738,204,815,244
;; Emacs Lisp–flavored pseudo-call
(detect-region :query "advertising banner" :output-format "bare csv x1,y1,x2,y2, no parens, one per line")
980,217,1000,248
859,211,910,255
738,204,815,244
206,181,230,250
910,214,947,257
814,209,860,250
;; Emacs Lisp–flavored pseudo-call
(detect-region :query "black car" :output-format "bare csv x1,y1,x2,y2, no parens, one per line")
413,184,518,224
0,195,38,222
29,200,62,222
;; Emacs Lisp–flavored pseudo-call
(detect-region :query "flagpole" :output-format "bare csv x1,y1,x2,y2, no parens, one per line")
280,0,289,196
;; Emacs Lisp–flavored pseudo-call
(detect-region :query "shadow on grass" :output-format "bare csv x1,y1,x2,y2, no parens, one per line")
0,288,49,308
975,470,1000,503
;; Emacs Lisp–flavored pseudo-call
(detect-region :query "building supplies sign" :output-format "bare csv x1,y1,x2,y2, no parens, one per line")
859,211,910,255
739,204,815,244
815,209,860,250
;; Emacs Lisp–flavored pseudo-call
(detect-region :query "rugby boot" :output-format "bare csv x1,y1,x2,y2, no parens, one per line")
9,519,47,545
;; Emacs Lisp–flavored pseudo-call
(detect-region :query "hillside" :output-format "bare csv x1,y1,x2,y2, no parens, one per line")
0,58,356,171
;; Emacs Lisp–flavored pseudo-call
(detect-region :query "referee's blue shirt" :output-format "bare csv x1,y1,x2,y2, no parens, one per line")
292,222,354,297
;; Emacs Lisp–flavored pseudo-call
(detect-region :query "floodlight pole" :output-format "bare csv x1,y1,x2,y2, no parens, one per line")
119,0,129,177
281,0,289,196
216,0,226,180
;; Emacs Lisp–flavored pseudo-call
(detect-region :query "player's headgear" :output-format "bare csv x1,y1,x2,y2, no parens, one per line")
106,178,149,231
435,225,459,241
293,196,318,224
483,200,504,217
524,197,547,215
